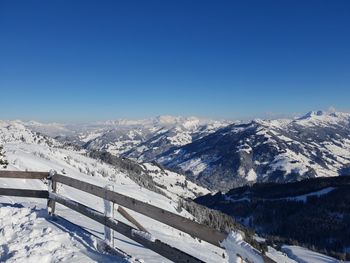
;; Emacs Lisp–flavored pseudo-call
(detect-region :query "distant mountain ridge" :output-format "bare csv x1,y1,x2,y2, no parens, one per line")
23,115,231,158
18,111,350,191
157,111,350,190
0,120,209,200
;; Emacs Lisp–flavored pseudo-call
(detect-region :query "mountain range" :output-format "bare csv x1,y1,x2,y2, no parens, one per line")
17,110,350,191
1,112,348,261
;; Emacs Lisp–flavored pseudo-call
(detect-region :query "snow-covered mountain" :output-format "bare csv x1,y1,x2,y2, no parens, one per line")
16,111,350,192
23,116,231,160
0,120,59,146
157,111,350,190
123,119,230,162
0,120,209,200
0,117,343,262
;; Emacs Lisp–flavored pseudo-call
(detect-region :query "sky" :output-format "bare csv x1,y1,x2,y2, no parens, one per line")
0,0,349,122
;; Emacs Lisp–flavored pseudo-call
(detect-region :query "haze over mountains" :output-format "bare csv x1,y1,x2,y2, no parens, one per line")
13,110,350,191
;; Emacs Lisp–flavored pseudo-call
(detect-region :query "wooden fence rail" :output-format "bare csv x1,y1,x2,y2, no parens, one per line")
52,173,227,246
0,170,48,179
50,192,203,263
0,188,48,198
0,170,274,263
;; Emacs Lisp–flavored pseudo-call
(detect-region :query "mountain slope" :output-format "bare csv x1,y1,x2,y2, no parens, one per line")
157,111,350,190
194,176,350,261
18,111,350,192
23,116,230,159
0,121,226,262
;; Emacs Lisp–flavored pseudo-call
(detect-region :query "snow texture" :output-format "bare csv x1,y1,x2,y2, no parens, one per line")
0,205,126,263
220,231,264,263
282,245,340,263
0,122,226,262
131,229,156,242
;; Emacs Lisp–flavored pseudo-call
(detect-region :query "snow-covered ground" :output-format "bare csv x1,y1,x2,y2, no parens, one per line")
281,245,340,263
0,204,127,263
220,231,264,263
0,122,226,262
142,163,210,199
0,142,225,262
265,247,297,263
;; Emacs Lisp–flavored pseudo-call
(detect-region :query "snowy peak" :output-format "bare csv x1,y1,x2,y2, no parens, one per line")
0,120,58,146
298,110,325,120
294,110,350,127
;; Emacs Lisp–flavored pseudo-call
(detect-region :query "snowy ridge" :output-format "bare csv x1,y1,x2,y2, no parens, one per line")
0,121,58,146
23,116,231,160
158,111,350,190
17,111,350,192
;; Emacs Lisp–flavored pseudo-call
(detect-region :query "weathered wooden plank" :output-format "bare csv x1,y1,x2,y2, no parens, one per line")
104,185,114,246
0,188,48,198
117,206,148,233
263,255,278,263
53,173,227,247
0,171,48,179
47,180,57,215
50,193,203,263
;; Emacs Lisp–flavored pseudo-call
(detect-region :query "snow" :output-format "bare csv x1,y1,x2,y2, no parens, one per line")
0,205,126,263
143,163,210,199
0,121,57,146
281,245,340,263
179,158,208,176
265,246,297,263
237,143,253,154
226,187,336,204
0,119,343,263
246,169,257,182
220,231,264,263
268,149,322,177
168,130,192,146
131,229,156,242
278,187,336,203
295,111,350,127
0,123,226,262
80,132,104,143
24,116,230,161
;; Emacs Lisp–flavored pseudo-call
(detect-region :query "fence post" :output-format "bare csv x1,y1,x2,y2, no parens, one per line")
47,170,57,216
104,184,114,247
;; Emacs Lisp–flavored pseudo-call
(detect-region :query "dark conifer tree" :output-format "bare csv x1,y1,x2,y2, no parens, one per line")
0,145,8,168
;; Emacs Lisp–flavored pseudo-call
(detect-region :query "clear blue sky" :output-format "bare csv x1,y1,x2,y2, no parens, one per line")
0,1,349,122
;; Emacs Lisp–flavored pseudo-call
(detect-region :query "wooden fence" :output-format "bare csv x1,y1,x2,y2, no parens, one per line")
0,170,275,263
